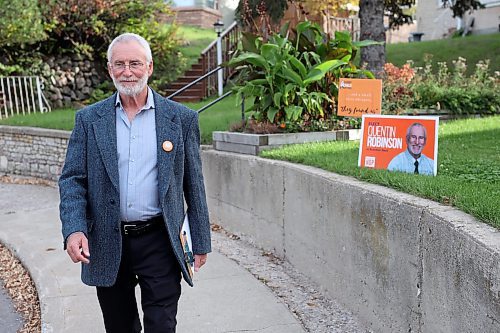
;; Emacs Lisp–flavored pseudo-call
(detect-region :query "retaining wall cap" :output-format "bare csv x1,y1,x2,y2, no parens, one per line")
0,126,70,139
203,148,500,253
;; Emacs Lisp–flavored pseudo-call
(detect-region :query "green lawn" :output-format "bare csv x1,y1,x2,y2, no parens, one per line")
177,26,217,68
0,94,245,144
386,33,500,74
260,116,500,228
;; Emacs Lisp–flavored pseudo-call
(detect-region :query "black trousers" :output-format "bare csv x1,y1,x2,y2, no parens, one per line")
96,222,182,333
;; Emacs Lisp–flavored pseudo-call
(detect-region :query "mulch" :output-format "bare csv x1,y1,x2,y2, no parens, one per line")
0,243,41,333
0,174,48,333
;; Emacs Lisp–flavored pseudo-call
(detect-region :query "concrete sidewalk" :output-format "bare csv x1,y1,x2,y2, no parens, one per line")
0,183,305,333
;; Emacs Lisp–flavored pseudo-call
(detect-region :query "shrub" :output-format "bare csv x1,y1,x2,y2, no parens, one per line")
382,57,500,115
39,0,184,87
382,62,415,114
228,21,379,133
0,0,46,49
1,0,184,93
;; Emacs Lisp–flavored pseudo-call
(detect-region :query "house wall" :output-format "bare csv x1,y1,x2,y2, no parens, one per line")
171,6,222,29
416,0,500,40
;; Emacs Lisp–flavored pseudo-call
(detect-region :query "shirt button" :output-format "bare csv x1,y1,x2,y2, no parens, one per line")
132,135,136,139
129,181,133,185
130,159,134,162
128,203,132,208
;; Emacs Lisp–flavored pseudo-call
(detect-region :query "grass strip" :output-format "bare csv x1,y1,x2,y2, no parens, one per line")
0,94,245,144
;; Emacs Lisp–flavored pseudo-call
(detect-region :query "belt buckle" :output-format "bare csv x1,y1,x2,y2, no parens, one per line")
123,224,136,235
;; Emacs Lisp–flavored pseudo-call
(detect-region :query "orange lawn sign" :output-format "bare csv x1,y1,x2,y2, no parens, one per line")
337,78,382,118
358,115,439,176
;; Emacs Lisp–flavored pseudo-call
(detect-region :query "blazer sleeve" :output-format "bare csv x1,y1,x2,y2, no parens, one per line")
58,112,89,249
183,112,211,254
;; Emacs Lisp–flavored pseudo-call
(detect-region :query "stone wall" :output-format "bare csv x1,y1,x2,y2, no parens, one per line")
40,55,105,108
0,126,69,181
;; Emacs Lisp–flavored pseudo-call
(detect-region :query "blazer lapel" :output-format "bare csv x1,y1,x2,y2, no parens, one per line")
154,92,181,201
92,94,119,191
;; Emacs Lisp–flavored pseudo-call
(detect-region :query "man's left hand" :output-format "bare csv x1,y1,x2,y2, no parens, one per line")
194,254,207,272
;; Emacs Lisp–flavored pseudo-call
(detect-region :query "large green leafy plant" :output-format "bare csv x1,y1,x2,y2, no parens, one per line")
228,21,379,132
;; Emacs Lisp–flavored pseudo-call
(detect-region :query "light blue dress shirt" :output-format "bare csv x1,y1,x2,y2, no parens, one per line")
387,149,435,176
115,87,162,221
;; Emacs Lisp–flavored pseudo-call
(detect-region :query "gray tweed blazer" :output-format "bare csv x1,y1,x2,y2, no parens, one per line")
58,89,211,287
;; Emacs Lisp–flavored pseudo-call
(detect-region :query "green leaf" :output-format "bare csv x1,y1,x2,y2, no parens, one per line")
261,44,280,65
296,21,311,36
267,107,279,122
304,60,346,85
285,105,303,121
281,67,304,86
249,78,269,86
335,31,352,43
273,92,283,107
228,52,269,70
352,40,384,48
289,56,307,79
241,31,260,53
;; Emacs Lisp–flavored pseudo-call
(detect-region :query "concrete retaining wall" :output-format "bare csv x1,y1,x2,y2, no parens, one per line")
2,127,499,332
202,149,500,333
0,126,69,181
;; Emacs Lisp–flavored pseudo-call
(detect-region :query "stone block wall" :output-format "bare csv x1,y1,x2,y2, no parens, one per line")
40,55,105,108
0,126,69,181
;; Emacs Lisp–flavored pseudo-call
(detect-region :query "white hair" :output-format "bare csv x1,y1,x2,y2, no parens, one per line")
107,33,153,63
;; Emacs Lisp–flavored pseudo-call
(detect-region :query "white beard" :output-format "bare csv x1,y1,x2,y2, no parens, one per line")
111,72,149,97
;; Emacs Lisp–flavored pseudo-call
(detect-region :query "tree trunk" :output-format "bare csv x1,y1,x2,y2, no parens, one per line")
359,0,385,76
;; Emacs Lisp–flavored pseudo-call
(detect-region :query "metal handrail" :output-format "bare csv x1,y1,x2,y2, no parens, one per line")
166,66,222,100
201,21,238,54
197,91,232,113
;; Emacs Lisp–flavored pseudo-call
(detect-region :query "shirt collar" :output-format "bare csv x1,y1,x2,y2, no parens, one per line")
404,149,421,162
115,87,155,111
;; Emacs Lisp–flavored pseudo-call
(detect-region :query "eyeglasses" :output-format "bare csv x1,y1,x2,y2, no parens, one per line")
111,61,145,71
409,135,426,142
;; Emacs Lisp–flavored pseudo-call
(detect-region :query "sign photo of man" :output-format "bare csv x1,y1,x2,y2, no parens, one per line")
388,123,435,175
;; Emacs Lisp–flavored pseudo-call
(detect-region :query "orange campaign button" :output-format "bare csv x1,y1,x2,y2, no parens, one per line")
162,140,173,152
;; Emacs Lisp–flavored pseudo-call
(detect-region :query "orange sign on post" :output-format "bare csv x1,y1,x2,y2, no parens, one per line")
337,78,382,118
358,115,439,176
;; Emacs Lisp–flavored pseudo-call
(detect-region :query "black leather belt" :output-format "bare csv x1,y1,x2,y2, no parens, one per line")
122,215,164,236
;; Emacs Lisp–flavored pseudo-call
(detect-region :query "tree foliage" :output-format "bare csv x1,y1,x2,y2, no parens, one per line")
385,0,416,29
0,0,46,48
235,0,289,35
295,0,358,17
441,0,484,18
0,0,184,88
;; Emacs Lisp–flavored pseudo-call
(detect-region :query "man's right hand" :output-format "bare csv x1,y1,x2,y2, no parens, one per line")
66,232,90,264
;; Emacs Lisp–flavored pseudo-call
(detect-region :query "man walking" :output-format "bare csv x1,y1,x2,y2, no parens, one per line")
59,33,211,332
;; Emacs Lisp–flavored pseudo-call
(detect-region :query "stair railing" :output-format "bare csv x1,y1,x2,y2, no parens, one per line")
200,21,239,98
166,66,244,124
166,66,222,100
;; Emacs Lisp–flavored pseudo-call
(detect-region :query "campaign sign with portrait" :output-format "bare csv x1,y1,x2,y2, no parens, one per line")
358,115,439,176
337,78,382,118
